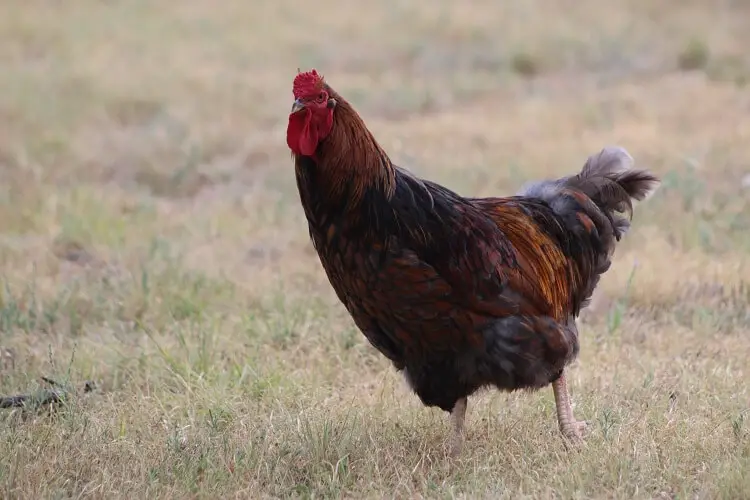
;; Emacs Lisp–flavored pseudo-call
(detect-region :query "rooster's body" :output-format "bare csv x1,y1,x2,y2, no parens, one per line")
286,70,659,455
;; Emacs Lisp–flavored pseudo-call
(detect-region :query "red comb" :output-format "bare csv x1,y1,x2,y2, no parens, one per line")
293,69,324,98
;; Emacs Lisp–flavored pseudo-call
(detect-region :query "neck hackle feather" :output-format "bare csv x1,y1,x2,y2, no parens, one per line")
293,70,396,208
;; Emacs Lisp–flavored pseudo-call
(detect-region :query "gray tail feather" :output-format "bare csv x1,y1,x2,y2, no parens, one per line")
516,147,660,310
517,146,660,241
564,146,660,239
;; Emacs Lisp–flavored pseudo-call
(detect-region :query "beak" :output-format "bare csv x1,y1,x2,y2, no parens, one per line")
290,98,304,114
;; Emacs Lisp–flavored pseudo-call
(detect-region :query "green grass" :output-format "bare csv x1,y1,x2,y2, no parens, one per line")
1,0,749,498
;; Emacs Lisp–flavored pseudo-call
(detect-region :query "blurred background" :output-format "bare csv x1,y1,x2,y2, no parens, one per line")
0,1,749,498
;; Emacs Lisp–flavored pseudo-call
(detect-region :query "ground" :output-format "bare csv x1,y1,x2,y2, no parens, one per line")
0,1,749,498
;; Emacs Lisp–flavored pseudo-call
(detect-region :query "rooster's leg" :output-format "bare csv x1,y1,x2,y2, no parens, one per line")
552,371,587,443
449,397,467,457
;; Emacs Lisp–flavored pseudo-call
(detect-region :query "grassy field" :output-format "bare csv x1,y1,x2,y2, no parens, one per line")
0,0,749,498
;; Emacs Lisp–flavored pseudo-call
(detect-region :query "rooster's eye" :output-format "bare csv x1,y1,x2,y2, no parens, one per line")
318,92,326,101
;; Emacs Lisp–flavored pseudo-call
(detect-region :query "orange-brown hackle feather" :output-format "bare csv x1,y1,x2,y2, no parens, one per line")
293,69,324,98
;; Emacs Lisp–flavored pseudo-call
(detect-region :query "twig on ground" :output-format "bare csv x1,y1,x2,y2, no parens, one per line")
0,377,96,411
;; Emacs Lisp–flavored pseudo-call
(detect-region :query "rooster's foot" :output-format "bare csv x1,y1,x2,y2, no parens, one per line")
561,419,589,443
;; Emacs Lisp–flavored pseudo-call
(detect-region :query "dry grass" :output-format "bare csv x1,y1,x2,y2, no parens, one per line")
0,1,749,498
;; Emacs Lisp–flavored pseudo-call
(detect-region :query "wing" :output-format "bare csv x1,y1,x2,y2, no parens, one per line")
471,197,582,322
392,172,576,322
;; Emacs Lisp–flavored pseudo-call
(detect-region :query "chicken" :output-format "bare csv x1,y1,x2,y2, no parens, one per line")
286,69,659,456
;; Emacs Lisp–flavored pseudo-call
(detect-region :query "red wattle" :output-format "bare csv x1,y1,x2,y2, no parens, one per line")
286,109,318,156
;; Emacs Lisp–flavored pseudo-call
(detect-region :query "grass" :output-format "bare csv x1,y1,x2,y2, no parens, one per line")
1,0,749,498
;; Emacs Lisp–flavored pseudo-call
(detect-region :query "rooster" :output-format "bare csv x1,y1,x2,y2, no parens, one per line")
286,69,659,456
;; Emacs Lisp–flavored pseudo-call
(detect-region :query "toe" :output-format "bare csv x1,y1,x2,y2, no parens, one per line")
576,420,589,435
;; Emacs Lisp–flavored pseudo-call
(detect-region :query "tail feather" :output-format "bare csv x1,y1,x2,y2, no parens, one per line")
517,146,660,312
567,146,659,233
578,146,659,202
518,146,659,241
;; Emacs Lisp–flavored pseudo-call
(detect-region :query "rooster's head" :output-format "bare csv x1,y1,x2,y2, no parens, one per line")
287,69,337,157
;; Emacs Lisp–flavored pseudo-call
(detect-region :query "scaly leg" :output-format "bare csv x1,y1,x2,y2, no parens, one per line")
552,370,587,442
449,397,467,457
